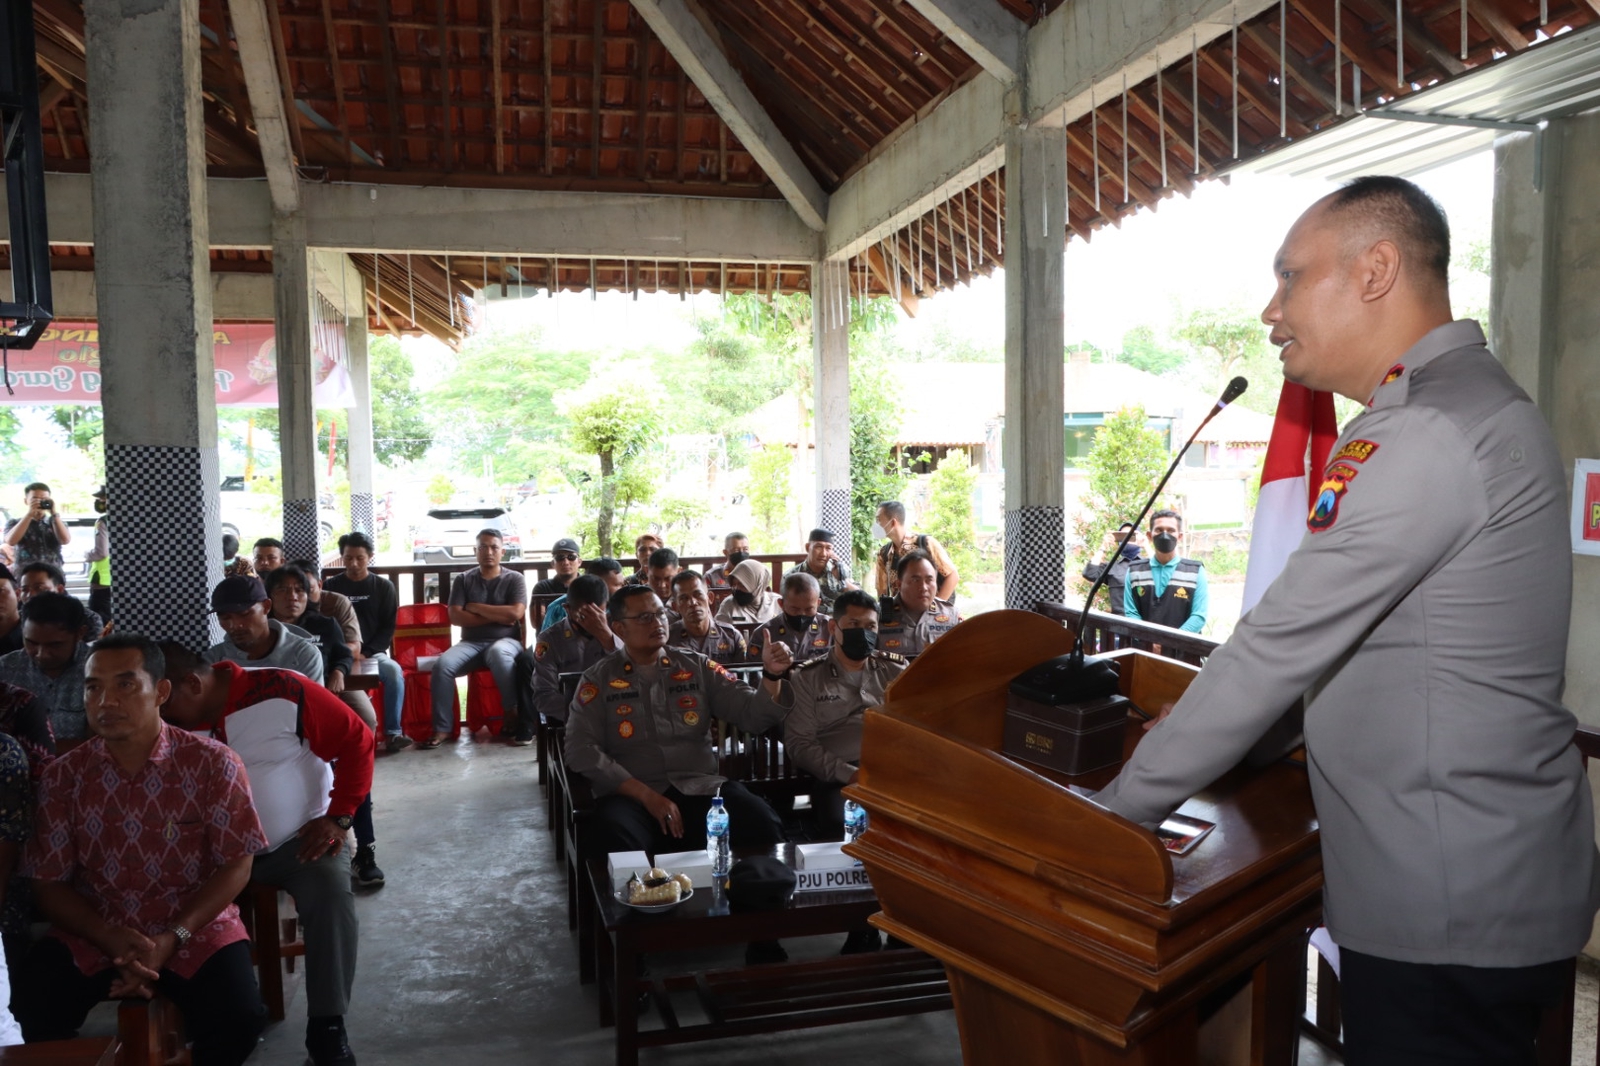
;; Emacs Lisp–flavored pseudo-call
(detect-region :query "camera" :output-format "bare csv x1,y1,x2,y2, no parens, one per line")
38,500,52,511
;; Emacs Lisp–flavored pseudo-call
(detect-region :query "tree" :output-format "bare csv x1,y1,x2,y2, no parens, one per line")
0,411,19,471
745,445,794,552
49,406,103,453
1118,325,1187,376
1072,406,1169,606
923,450,978,597
368,336,431,464
848,353,907,573
1174,306,1282,416
561,382,662,557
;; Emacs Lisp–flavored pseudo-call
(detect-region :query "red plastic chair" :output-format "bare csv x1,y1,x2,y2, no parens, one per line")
392,603,459,743
465,615,527,737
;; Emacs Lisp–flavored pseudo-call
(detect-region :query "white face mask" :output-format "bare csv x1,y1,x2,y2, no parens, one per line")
871,523,887,541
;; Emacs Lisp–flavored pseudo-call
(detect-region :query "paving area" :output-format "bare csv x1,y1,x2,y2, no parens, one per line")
71,735,1600,1064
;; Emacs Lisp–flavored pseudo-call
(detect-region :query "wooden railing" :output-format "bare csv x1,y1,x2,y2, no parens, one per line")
324,553,806,609
1031,601,1220,666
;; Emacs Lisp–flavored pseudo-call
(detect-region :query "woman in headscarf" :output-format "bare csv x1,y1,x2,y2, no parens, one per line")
714,557,781,626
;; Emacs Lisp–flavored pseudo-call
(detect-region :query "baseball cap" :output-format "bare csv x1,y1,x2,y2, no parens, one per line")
552,537,581,555
210,575,268,613
581,557,623,575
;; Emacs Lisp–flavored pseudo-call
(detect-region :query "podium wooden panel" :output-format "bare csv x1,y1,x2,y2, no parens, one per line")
844,610,1321,1065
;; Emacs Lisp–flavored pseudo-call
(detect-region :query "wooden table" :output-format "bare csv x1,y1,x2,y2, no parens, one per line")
588,848,951,1066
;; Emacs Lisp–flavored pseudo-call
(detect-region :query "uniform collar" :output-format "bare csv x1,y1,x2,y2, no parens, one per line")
1369,319,1486,409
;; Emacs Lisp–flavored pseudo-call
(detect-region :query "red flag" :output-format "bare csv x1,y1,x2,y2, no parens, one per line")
1242,381,1338,613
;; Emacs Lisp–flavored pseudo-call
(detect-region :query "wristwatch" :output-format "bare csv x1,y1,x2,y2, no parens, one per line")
332,814,354,831
170,924,192,948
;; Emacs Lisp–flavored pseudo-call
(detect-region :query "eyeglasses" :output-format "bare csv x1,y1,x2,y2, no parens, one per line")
620,609,671,624
553,553,578,561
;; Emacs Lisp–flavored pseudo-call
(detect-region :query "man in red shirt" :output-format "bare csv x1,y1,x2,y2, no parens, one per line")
14,635,268,1066
161,644,374,1066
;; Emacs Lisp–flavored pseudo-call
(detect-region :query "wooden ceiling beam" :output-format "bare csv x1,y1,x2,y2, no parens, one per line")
543,0,554,174
852,0,964,84
866,239,919,316
1463,0,1531,52
629,0,828,228
1343,0,1467,81
437,0,455,169
591,0,604,178
1239,21,1339,114
1289,0,1396,99
1124,83,1210,182
319,0,356,163
226,0,301,212
804,0,944,100
634,13,651,178
1197,44,1310,141
375,0,406,167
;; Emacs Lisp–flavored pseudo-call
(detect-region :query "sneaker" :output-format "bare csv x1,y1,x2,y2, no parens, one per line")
385,733,413,753
351,845,385,887
508,729,534,747
305,1016,356,1066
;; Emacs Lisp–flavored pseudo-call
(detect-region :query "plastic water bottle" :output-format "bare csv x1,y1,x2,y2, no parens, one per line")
707,795,731,877
843,799,867,845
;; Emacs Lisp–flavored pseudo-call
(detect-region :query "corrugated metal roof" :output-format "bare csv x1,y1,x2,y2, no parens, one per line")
1242,22,1600,182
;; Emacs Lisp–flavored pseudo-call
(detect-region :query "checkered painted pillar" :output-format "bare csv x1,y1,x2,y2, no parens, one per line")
812,260,851,555
87,0,223,647
1002,124,1068,610
274,215,321,561
283,498,321,563
350,493,375,538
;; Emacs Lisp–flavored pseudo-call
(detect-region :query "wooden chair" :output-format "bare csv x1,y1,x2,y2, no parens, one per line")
236,883,305,1022
114,997,188,1066
391,603,458,743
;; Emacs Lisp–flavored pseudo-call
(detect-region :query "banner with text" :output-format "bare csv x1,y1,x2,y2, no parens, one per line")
0,321,356,408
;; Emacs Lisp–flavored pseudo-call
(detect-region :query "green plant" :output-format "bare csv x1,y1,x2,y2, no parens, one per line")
923,449,978,597
561,381,662,557
426,474,455,506
746,445,795,552
847,357,907,574
1072,405,1169,608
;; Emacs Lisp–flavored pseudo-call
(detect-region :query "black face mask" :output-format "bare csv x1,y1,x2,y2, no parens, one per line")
1152,532,1178,554
839,627,877,662
1119,542,1141,561
732,589,756,607
784,613,816,631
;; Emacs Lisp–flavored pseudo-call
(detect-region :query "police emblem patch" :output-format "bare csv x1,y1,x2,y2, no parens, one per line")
1382,364,1404,385
884,639,901,648
670,669,693,682
934,614,949,623
615,704,633,716
534,642,549,660
1334,439,1380,465
578,684,599,704
812,639,827,647
608,678,631,689
1175,588,1189,600
617,721,634,739
683,711,701,726
1308,462,1361,532
677,696,698,710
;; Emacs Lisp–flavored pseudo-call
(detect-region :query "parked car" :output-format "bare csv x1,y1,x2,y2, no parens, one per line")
219,475,340,548
58,516,101,596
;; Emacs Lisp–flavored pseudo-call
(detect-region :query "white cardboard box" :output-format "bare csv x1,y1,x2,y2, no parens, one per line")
606,850,651,888
651,848,714,891
794,842,858,871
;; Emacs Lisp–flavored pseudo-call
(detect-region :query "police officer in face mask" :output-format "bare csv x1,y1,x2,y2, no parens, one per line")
1082,523,1142,617
762,589,906,835
749,571,830,665
1123,509,1209,634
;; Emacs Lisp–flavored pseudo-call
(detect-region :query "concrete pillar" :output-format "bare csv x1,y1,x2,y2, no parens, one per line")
345,305,376,536
1001,122,1068,610
1492,116,1600,725
812,260,852,562
272,213,320,561
85,0,222,646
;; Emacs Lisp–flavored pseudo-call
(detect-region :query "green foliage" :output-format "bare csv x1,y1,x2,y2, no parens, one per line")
561,378,662,557
745,445,795,552
847,353,908,573
1118,326,1186,376
1174,306,1282,416
923,449,978,596
1204,542,1249,577
1065,339,1107,363
368,336,431,464
426,474,455,505
1072,406,1169,605
0,411,19,471
49,407,103,453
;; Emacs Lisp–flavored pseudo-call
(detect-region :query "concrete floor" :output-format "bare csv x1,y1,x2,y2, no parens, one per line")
77,735,1597,1065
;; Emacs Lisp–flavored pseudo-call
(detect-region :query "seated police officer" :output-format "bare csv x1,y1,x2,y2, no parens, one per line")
1123,509,1208,634
877,551,961,657
564,586,790,860
530,575,618,726
666,572,748,667
747,571,830,665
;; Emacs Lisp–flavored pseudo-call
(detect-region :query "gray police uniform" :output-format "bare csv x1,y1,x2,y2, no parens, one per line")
748,614,832,665
877,597,961,657
1097,321,1599,969
666,619,749,666
564,647,785,797
777,652,907,786
785,559,853,614
531,623,611,723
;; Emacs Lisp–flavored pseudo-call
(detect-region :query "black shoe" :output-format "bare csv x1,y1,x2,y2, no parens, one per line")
351,845,385,887
744,940,788,966
840,928,883,955
306,1016,356,1066
508,727,534,747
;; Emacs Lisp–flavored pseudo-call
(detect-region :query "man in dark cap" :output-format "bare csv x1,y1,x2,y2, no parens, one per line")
785,528,856,615
532,538,582,599
540,557,624,633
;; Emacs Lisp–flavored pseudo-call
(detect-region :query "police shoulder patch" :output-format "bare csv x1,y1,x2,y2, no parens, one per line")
534,642,549,660
874,651,908,664
1308,461,1362,533
1333,438,1380,465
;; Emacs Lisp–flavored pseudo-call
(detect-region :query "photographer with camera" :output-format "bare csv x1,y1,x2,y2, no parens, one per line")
4,483,70,572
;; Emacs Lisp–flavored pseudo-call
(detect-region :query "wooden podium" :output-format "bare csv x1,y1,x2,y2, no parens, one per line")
844,610,1321,1065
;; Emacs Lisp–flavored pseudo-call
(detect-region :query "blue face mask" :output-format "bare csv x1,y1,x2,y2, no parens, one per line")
1119,542,1142,561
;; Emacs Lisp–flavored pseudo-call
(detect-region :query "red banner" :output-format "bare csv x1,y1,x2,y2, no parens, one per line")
0,321,355,407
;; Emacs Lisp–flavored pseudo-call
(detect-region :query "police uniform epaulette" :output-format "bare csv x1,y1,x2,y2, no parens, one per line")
872,650,908,664
792,656,831,672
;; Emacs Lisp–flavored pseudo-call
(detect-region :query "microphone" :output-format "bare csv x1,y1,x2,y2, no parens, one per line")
1056,376,1249,698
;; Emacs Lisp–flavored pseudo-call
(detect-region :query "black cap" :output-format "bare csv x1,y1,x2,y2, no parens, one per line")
725,856,797,912
552,537,581,555
807,528,834,543
582,557,623,575
210,575,268,613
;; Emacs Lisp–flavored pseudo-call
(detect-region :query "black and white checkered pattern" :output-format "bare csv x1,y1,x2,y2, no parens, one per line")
283,498,320,562
350,492,375,537
1003,505,1065,610
819,488,851,566
105,444,223,647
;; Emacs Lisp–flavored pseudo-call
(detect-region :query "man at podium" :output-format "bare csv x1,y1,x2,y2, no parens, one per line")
1094,176,1599,1065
